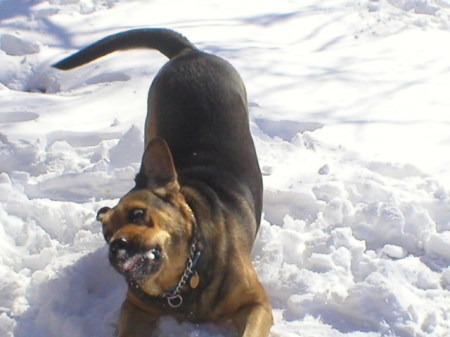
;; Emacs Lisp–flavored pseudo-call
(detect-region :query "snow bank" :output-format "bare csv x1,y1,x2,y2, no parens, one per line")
0,0,449,336
255,132,450,336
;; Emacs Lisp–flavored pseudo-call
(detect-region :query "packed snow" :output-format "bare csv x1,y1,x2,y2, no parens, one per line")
1,0,450,336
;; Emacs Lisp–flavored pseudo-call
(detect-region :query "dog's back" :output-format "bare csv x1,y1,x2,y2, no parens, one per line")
53,28,263,229
148,49,262,228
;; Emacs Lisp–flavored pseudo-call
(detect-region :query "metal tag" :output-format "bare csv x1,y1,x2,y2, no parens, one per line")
190,272,200,289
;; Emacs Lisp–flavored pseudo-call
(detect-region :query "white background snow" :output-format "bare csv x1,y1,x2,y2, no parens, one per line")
1,0,450,336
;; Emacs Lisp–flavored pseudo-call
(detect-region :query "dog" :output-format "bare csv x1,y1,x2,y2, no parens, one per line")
53,28,272,337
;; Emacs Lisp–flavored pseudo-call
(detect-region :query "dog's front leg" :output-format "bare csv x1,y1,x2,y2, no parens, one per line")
118,298,159,337
233,300,273,337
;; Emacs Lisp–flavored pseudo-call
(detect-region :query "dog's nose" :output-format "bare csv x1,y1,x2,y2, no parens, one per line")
110,236,129,254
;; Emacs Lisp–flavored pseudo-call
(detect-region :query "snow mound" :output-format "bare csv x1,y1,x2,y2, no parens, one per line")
255,132,450,337
0,34,40,56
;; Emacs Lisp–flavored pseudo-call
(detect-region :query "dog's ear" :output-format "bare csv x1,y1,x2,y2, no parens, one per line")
137,137,179,195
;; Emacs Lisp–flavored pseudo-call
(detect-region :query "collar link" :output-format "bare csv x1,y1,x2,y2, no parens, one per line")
162,238,202,308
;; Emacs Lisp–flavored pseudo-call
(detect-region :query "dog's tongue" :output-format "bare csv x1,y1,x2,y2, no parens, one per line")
123,255,142,271
123,251,157,272
122,249,160,274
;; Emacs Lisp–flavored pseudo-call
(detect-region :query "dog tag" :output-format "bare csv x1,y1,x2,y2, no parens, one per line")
190,272,200,289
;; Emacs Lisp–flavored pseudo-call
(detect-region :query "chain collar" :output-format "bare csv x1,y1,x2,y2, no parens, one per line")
161,239,202,308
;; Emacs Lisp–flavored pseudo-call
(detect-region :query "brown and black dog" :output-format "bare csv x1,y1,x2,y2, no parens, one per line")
53,28,272,337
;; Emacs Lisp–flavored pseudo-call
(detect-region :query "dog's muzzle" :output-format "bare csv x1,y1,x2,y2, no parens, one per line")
109,236,162,281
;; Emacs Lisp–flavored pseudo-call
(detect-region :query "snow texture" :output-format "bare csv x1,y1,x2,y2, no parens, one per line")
0,0,450,336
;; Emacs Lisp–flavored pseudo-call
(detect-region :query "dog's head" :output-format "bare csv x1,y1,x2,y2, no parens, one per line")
97,138,195,295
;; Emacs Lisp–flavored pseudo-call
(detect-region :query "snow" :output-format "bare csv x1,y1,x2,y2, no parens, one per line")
1,0,450,336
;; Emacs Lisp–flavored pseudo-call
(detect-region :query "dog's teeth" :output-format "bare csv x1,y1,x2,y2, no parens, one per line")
148,252,156,260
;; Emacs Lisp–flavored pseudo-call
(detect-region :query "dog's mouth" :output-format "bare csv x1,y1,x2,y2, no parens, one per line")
110,245,163,282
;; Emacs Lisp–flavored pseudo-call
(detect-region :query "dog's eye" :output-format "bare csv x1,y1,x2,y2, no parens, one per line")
128,208,146,222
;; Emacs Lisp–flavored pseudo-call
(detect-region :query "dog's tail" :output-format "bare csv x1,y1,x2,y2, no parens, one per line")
52,28,197,70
